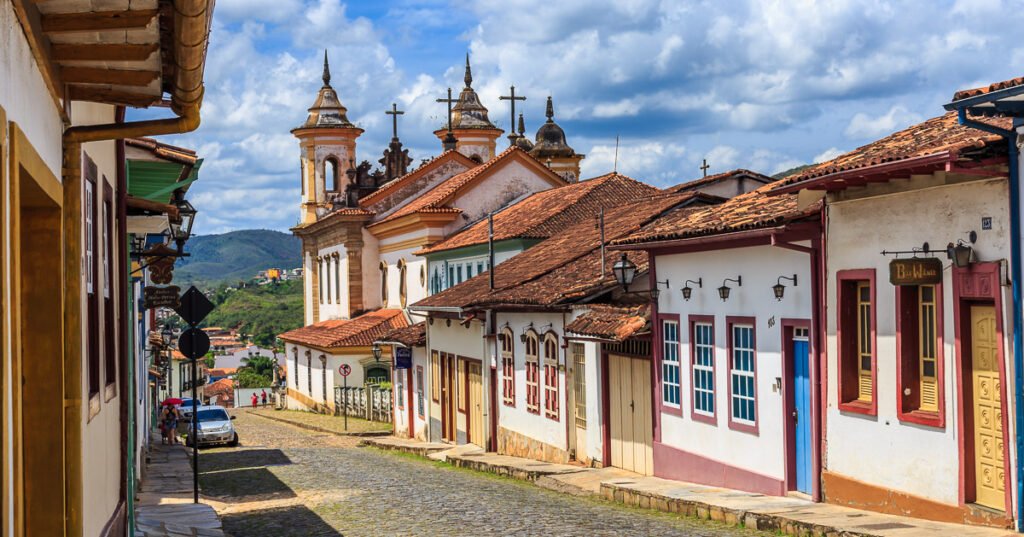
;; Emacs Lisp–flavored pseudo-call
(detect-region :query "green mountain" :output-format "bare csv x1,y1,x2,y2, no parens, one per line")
773,164,814,179
202,279,304,348
175,229,300,287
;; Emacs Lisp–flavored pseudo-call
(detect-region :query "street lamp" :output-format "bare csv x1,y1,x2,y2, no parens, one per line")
161,325,173,347
612,253,637,292
718,276,742,302
681,278,702,301
947,240,976,268
772,274,798,301
371,343,383,362
169,197,196,254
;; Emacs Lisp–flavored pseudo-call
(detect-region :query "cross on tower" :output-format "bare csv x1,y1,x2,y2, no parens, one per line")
385,102,404,140
436,87,458,151
499,86,526,145
700,158,710,178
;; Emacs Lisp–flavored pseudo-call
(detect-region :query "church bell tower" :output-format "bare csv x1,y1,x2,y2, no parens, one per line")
292,51,364,224
434,55,504,163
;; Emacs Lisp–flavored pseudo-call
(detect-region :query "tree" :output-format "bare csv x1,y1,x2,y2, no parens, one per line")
239,355,276,378
235,369,272,388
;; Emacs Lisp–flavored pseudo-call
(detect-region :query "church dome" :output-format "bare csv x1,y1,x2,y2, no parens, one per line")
451,54,498,130
295,51,358,131
512,113,534,151
529,96,576,159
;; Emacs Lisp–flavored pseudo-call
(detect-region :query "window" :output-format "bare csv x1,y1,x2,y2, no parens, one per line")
456,264,463,284
103,183,116,392
838,270,876,414
466,263,473,279
501,329,515,406
571,343,586,428
325,157,339,191
325,254,331,303
306,352,312,394
691,317,715,421
431,351,440,403
320,355,328,402
728,319,757,433
334,254,341,303
416,366,425,418
397,368,405,410
398,259,408,308
457,358,467,412
317,257,324,303
84,159,100,400
379,261,389,305
525,332,540,414
447,264,454,289
897,283,944,427
291,348,298,388
477,261,485,275
661,319,681,408
543,332,559,420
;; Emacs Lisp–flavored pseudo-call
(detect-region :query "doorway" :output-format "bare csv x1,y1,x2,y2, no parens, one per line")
608,353,653,475
968,304,1004,510
784,324,813,495
465,360,484,447
440,353,456,442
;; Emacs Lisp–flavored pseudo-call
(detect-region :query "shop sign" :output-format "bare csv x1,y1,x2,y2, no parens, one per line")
395,347,412,369
143,285,180,309
889,257,943,286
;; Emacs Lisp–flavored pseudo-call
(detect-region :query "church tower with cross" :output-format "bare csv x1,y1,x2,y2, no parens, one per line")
292,51,364,225
529,96,584,182
433,55,504,163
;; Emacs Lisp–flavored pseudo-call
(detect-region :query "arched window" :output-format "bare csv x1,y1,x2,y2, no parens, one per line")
543,332,560,420
379,261,389,305
320,355,328,403
501,328,515,407
525,331,540,414
398,259,408,308
305,350,312,394
334,253,341,303
291,348,298,388
325,157,340,192
325,255,332,304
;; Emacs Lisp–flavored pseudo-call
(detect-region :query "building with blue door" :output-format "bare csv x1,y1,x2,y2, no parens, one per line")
611,171,824,498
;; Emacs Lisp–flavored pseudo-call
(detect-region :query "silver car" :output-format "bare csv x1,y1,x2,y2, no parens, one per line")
187,405,238,447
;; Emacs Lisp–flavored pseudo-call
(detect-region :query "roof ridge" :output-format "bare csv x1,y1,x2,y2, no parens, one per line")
359,150,477,207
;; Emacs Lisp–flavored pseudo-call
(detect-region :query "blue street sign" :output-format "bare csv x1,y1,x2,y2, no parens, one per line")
395,347,412,369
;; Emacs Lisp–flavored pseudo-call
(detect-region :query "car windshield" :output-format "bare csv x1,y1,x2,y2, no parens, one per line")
197,409,229,422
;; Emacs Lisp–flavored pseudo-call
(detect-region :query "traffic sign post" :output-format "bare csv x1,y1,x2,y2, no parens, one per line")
174,286,215,504
339,364,351,431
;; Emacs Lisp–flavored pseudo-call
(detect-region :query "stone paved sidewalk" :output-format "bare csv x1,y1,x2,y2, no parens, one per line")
249,408,392,436
362,436,1018,537
135,430,224,537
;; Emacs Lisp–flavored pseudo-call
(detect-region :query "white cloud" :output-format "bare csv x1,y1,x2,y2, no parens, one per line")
844,105,923,140
813,147,844,163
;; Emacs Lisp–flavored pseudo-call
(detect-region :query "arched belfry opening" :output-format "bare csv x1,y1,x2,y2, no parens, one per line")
325,157,340,192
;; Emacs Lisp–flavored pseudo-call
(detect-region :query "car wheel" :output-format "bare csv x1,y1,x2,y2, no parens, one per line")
228,433,238,447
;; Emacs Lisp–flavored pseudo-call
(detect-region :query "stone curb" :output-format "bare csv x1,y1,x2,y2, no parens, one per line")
248,411,393,437
358,438,450,457
445,454,586,483
599,481,876,537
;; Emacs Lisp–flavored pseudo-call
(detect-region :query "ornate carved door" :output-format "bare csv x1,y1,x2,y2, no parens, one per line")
971,305,1004,510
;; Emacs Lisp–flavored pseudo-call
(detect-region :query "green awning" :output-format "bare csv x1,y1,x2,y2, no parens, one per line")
127,159,203,203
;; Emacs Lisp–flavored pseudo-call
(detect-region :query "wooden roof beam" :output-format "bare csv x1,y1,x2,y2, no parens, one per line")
52,43,158,62
62,67,159,87
41,9,158,34
66,86,160,108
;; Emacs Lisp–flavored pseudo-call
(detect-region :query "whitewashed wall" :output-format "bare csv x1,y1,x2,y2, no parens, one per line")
825,178,1013,505
442,160,559,234
655,244,812,484
428,319,488,445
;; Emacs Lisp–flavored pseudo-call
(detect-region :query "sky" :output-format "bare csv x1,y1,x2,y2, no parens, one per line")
136,0,1024,235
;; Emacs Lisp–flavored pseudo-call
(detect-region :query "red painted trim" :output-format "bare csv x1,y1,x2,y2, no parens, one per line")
895,282,945,429
688,315,717,425
600,350,611,467
836,268,878,416
768,151,953,196
651,256,663,443
657,313,683,418
653,441,785,496
614,221,819,254
780,318,812,493
726,316,759,435
813,220,825,503
952,262,1012,514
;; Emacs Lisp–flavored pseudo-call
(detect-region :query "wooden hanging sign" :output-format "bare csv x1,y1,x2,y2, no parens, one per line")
889,257,942,286
143,285,180,309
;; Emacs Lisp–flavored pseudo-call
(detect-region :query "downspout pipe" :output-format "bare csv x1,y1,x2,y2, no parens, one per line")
956,108,1024,531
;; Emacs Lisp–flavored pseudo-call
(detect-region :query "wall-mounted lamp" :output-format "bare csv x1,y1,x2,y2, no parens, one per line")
718,276,742,302
520,322,534,343
772,274,798,301
681,278,702,301
372,343,383,362
947,231,977,268
612,254,637,292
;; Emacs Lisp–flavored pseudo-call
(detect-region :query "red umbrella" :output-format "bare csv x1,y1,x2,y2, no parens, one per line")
162,397,184,406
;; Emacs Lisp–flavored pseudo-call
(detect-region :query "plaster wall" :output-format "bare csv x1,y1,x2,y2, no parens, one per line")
825,178,1013,506
215,345,282,370
316,243,348,320
580,340,605,464
428,319,488,446
379,245,428,309
655,244,812,485
304,249,315,324
444,160,559,232
361,228,381,311
392,347,430,440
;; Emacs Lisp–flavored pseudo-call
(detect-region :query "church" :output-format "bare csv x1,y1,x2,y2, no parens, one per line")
279,53,584,412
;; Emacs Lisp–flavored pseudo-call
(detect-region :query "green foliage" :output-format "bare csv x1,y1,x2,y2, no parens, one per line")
235,369,273,388
202,279,303,348
175,229,300,287
240,355,277,378
203,353,216,369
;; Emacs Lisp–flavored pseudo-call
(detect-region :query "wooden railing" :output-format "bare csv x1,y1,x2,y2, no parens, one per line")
334,385,393,423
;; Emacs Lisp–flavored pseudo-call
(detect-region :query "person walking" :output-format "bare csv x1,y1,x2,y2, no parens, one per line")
162,405,180,445
260,389,268,408
251,392,258,409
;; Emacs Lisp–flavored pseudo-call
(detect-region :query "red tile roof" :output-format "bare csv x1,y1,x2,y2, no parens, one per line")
359,150,478,207
952,76,1024,102
370,146,566,227
667,168,774,193
376,321,426,347
205,378,235,406
412,192,716,310
566,304,650,342
417,172,660,255
207,368,236,377
278,309,408,349
126,137,199,166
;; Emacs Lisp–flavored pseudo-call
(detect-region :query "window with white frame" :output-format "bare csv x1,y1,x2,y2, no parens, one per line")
571,343,586,428
692,321,715,416
501,329,515,406
416,366,425,418
730,323,756,427
525,332,540,414
396,369,405,410
543,332,559,420
661,320,681,407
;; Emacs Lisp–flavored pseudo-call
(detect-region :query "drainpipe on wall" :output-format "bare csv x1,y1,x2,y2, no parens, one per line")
956,109,1024,531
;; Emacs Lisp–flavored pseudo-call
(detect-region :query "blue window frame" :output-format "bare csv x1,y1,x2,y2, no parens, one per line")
662,320,681,407
693,322,715,417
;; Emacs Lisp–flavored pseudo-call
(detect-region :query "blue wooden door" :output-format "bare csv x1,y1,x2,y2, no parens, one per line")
793,329,812,494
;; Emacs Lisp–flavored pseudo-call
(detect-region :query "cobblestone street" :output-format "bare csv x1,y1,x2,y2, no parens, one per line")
200,410,772,536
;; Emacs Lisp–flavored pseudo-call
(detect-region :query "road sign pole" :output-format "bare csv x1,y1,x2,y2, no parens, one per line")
343,374,348,431
191,328,199,504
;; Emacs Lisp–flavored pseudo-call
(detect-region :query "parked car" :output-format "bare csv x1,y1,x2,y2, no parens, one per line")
187,405,238,447
178,397,197,420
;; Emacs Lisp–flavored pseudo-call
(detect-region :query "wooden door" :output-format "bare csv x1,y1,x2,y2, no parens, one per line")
971,305,1004,510
467,361,484,447
441,353,457,442
609,354,653,475
792,328,812,494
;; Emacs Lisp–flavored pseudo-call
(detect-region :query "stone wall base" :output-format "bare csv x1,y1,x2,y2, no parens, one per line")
497,426,568,465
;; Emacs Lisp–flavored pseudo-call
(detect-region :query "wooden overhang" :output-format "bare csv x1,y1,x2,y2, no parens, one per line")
12,0,213,112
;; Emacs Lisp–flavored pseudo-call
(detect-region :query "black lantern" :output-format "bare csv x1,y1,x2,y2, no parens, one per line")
773,274,798,301
520,323,534,343
681,278,702,301
718,276,742,302
947,240,976,268
650,287,660,301
612,253,637,292
160,325,173,347
169,197,196,254
372,343,383,362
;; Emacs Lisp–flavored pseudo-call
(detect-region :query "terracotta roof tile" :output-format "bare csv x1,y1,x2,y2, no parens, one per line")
279,309,408,349
952,76,1024,102
667,168,774,193
412,192,716,310
207,368,236,377
376,322,426,347
566,304,650,341
371,146,565,227
417,172,660,255
126,137,199,166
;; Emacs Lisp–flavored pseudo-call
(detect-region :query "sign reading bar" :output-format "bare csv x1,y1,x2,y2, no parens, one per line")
395,347,412,369
143,285,180,309
889,257,943,286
